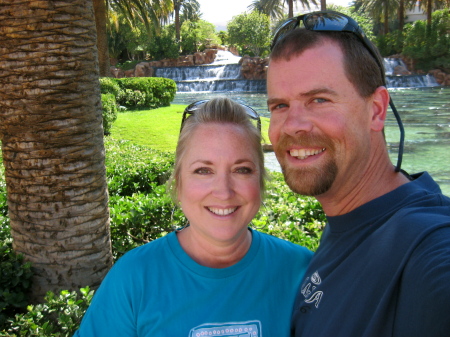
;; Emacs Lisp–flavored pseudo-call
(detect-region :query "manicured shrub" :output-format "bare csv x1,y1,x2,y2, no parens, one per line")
99,77,120,97
0,244,33,329
105,139,174,197
255,172,326,251
1,287,93,337
116,77,177,110
109,187,185,260
99,77,177,110
101,94,118,135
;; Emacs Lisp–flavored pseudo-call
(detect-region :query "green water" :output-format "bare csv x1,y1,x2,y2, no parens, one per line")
173,86,450,196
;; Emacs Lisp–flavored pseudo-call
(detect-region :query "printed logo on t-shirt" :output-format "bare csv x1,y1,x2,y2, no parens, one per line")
189,320,261,336
300,270,323,308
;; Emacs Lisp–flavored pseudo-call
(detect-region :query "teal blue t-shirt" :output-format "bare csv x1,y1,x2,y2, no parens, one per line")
75,229,312,336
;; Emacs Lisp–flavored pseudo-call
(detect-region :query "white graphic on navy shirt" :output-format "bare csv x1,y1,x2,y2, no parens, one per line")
301,270,323,308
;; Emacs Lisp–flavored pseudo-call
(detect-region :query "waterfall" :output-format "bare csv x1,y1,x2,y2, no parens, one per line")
154,52,440,93
384,58,439,88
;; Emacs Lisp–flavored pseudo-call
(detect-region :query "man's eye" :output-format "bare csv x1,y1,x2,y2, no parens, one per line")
313,98,328,104
269,103,288,113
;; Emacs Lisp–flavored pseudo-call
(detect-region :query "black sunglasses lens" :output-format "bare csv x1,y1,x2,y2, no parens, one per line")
272,18,299,49
304,13,349,31
186,99,209,113
181,100,261,132
242,105,259,120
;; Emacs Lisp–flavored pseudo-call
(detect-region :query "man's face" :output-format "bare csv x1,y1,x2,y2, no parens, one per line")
267,41,375,197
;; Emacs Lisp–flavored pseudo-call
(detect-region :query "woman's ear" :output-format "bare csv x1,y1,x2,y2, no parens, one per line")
370,86,390,132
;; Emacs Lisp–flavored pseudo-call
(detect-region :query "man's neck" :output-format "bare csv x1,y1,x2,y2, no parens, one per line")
317,163,410,217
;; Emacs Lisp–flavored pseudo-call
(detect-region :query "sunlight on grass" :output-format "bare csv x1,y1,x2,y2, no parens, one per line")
109,104,270,152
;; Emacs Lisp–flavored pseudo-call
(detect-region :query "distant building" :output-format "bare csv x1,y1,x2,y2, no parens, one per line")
405,1,427,23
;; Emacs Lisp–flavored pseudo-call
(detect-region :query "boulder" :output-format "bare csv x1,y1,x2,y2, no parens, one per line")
393,65,411,76
110,66,124,78
240,56,268,80
177,55,194,67
135,62,154,77
124,69,135,77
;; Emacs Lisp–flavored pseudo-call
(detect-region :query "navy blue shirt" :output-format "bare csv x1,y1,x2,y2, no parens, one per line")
292,172,450,337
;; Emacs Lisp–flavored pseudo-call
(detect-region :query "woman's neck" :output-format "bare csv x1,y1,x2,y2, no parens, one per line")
176,227,252,268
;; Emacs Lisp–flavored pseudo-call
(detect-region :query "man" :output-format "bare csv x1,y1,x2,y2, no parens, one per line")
267,11,450,337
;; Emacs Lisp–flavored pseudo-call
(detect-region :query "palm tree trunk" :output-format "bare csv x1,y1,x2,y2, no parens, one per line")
398,0,405,31
321,0,327,11
288,0,294,18
93,0,111,76
0,0,113,302
384,0,389,35
175,4,181,42
426,0,432,26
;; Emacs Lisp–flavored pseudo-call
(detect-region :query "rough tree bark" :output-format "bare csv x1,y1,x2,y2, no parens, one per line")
0,0,113,302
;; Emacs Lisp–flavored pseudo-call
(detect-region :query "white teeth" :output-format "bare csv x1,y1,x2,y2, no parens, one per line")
208,207,237,215
290,148,325,159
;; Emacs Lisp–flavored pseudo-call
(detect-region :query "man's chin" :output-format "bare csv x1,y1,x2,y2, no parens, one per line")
281,165,337,197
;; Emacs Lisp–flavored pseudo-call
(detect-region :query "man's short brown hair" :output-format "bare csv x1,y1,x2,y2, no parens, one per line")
270,28,385,98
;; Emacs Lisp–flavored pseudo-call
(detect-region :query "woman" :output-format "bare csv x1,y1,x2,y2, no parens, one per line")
74,97,312,336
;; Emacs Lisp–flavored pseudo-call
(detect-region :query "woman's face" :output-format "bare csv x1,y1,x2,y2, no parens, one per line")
178,122,262,245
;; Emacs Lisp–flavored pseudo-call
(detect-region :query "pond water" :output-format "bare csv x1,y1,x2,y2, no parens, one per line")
173,86,450,196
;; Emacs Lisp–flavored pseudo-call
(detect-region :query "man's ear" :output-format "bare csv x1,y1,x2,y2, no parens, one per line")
370,86,390,132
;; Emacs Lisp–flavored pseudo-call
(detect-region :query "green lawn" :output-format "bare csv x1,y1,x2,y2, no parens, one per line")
109,104,271,152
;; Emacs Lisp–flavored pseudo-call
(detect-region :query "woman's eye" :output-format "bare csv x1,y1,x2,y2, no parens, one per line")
194,167,211,175
235,166,253,174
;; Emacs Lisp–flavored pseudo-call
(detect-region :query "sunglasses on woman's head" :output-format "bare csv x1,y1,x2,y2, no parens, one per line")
180,100,262,132
271,10,405,172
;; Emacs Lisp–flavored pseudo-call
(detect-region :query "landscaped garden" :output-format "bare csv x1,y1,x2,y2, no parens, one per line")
0,78,326,336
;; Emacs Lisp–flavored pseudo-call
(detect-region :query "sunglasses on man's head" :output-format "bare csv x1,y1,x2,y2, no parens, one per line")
180,99,262,132
271,10,405,172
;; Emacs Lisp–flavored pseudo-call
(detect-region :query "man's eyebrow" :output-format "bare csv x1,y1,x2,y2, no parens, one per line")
267,88,338,107
298,88,339,98
266,98,283,107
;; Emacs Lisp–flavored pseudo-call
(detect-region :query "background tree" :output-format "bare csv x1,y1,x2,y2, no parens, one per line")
108,0,173,34
180,19,220,54
420,0,450,26
249,0,286,19
0,0,113,302
227,11,271,56
403,8,450,70
358,0,399,34
173,0,200,42
249,0,318,19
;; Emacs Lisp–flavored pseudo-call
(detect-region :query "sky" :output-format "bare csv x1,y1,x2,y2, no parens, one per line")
197,0,353,31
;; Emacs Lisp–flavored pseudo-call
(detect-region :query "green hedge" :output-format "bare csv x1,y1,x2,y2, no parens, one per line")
101,94,118,135
1,287,93,337
0,138,326,334
0,244,33,329
99,77,177,110
105,139,174,197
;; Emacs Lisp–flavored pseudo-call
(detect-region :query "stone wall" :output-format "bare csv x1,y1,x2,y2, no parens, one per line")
109,50,448,85
428,69,450,86
110,49,219,78
389,54,449,85
239,55,269,80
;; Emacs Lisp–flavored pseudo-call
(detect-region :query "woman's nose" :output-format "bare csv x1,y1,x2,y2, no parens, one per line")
212,173,235,200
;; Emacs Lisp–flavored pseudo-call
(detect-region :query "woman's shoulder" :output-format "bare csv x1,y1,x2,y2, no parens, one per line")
114,232,174,268
254,230,313,257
